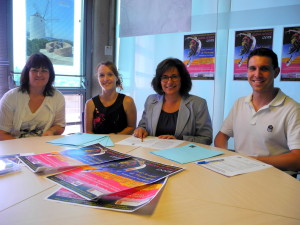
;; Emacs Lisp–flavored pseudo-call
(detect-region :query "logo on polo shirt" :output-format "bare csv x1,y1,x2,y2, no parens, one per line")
267,125,273,132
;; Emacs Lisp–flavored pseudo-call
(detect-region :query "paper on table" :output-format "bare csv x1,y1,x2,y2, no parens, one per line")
46,157,183,200
151,144,224,164
19,144,130,173
61,136,114,148
47,133,114,147
115,136,184,149
46,178,167,212
0,158,21,175
197,155,272,176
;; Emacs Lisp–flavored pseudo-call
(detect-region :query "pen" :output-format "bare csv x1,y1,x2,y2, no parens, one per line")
197,159,224,164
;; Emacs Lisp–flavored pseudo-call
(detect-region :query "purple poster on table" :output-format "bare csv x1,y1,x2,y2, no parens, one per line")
281,26,300,81
234,29,273,80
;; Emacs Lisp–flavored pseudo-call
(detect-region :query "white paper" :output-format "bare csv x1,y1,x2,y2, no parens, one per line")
197,155,272,177
115,136,184,149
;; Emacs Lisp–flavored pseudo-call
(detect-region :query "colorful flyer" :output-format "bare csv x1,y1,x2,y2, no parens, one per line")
47,157,183,200
281,26,300,81
19,144,131,172
234,29,273,80
46,178,167,212
183,33,215,80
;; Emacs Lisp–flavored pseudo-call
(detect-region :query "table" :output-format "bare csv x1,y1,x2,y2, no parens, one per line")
1,135,300,225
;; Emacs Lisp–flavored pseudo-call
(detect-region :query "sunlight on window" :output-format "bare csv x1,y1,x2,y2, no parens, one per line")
12,0,83,87
63,94,83,134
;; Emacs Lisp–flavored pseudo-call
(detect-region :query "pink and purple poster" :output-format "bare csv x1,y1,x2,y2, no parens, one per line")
183,33,215,80
281,26,300,81
234,29,273,80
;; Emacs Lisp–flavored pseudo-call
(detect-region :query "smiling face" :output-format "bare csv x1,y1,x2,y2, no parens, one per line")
97,65,118,91
29,67,50,89
247,55,280,95
160,67,181,96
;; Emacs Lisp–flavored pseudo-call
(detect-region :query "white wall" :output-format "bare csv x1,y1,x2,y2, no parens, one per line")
116,0,300,148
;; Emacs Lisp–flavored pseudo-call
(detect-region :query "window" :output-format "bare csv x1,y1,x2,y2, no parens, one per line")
12,0,85,134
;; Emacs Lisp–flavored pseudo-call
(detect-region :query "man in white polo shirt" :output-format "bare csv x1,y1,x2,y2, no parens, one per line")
214,48,300,174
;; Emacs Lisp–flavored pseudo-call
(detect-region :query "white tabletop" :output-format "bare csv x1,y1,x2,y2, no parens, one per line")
0,136,299,225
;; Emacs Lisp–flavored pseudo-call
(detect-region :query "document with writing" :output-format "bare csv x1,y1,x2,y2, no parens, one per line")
196,155,272,177
115,136,184,149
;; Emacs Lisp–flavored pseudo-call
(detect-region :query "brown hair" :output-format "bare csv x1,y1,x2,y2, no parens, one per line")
96,61,123,90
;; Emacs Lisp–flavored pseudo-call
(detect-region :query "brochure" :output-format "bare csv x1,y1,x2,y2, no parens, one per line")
0,157,21,175
47,157,183,200
0,154,21,164
46,178,167,212
19,144,131,173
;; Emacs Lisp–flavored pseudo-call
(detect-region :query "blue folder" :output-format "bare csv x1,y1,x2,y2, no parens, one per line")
151,143,223,164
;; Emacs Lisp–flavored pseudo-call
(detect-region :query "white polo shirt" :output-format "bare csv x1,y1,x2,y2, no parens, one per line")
220,89,300,156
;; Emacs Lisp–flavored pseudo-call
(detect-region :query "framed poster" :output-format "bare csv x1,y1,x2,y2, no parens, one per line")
183,33,215,80
281,26,300,81
233,29,273,80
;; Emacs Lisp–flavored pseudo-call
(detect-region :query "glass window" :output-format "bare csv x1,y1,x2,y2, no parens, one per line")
12,0,85,134
64,94,83,134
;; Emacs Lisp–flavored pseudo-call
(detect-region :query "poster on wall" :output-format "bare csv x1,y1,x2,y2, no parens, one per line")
26,0,75,66
183,33,215,80
280,26,300,81
233,29,274,80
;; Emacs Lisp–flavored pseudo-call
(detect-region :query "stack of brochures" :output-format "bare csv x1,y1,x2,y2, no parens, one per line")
19,144,183,212
0,154,21,175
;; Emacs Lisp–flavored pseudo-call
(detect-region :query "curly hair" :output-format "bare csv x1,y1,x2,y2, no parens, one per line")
151,58,192,96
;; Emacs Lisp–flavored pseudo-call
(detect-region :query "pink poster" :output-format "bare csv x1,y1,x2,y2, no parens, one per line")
281,26,300,81
234,29,273,80
183,33,215,80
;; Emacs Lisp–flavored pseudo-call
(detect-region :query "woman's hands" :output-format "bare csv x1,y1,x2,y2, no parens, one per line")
157,135,176,139
133,128,176,140
133,128,148,140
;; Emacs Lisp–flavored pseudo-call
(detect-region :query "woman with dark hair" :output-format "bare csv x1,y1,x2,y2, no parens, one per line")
134,58,212,144
0,53,65,140
84,61,137,134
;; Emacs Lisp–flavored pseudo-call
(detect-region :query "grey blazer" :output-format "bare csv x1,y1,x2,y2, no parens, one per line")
137,94,212,145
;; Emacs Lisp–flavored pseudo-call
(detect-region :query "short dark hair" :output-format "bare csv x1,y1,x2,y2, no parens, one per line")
151,58,192,96
96,61,123,90
19,53,55,96
247,48,279,69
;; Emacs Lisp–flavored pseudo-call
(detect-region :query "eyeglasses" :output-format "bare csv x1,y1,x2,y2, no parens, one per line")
161,75,180,82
